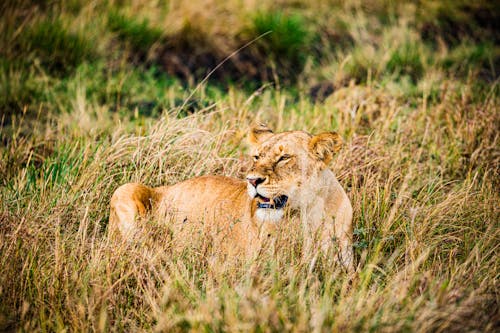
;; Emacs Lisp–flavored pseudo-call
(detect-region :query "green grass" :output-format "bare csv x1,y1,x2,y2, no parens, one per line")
18,18,96,75
251,11,311,62
0,60,42,116
107,10,163,55
0,0,499,331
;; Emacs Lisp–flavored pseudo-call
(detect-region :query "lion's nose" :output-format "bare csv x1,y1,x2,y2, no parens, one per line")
247,176,265,188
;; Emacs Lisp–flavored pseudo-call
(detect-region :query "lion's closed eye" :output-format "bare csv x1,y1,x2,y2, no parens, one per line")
277,154,292,164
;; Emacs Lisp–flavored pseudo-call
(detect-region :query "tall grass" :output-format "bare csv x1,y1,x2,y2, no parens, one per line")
1,0,498,331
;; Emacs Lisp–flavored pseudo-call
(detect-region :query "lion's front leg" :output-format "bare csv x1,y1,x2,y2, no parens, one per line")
334,196,354,272
320,194,354,272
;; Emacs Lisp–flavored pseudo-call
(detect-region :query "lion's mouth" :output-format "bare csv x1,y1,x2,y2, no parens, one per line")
256,194,288,209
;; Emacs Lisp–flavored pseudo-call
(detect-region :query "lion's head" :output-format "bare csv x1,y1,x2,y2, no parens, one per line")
246,124,343,222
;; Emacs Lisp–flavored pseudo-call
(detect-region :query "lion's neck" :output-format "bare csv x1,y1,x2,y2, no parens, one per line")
298,168,339,220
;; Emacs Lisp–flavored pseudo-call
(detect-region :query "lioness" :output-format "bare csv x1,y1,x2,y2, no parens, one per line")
109,124,354,271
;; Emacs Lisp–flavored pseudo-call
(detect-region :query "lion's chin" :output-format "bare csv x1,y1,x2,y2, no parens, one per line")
255,207,284,223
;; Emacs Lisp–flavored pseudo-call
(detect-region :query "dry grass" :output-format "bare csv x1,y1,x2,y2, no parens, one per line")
1,0,499,331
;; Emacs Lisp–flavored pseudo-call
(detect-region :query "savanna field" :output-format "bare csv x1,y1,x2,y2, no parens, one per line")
0,0,499,331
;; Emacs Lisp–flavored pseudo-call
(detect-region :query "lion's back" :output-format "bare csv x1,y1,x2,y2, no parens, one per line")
155,175,251,224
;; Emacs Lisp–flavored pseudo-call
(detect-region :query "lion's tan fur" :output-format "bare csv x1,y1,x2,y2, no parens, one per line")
109,125,354,270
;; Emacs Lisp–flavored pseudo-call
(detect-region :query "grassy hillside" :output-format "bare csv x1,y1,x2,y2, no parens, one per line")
1,0,499,331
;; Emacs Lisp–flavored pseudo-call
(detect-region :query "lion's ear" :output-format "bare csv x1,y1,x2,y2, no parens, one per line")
309,132,343,164
248,123,273,145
